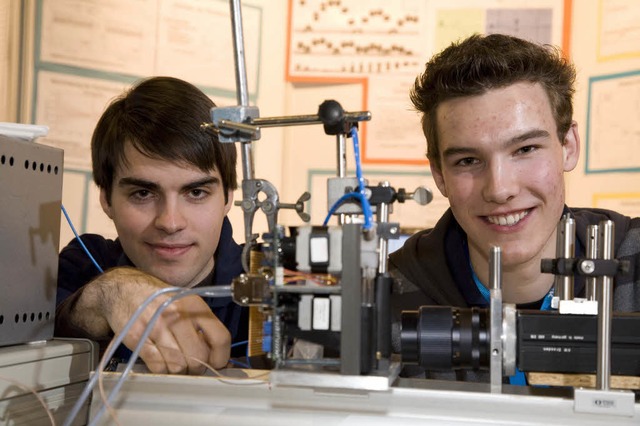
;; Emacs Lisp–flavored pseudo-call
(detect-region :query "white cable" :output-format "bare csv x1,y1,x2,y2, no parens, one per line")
62,286,182,426
89,285,232,426
0,373,56,425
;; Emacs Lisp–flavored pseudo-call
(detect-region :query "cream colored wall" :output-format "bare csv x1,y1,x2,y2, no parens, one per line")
4,0,640,249
565,0,640,214
279,0,640,236
41,0,288,248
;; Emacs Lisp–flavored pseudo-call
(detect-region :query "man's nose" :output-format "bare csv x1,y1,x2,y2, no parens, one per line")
481,159,518,204
154,198,187,233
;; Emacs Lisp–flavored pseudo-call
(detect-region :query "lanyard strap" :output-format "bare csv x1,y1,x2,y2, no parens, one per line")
470,265,554,310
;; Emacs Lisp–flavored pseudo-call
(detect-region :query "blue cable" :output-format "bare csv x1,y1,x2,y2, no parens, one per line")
61,204,104,274
228,358,251,369
230,339,252,368
350,126,366,194
350,126,373,228
323,126,373,229
323,192,371,228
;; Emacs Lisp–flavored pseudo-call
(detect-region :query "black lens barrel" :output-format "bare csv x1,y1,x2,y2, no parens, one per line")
401,306,489,370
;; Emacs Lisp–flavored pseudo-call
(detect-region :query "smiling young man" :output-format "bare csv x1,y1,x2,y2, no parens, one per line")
389,35,640,367
55,77,247,375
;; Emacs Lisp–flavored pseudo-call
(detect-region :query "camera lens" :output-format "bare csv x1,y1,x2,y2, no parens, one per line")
400,306,489,370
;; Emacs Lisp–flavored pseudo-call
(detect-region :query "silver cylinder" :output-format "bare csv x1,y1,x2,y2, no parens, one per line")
489,246,503,393
377,182,390,275
337,133,347,178
585,224,600,301
553,215,575,300
596,220,614,390
230,0,255,181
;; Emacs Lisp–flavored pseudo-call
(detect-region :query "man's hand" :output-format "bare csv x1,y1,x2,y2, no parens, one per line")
59,267,231,374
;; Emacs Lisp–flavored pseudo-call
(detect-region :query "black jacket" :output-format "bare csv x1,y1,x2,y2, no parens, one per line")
55,217,248,357
388,207,640,382
389,206,640,313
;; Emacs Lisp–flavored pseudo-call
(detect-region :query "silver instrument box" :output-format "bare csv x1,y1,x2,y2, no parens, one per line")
0,129,63,346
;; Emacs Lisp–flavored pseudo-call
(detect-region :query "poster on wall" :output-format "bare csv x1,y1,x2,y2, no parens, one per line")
30,0,262,236
34,0,262,172
597,0,640,62
593,192,640,218
585,70,640,174
286,0,569,165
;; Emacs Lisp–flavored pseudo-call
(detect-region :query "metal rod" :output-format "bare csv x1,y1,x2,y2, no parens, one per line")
230,0,249,106
337,133,347,178
377,181,390,275
218,119,260,137
490,246,501,291
229,0,254,181
585,224,599,301
337,133,347,226
489,246,502,393
596,220,614,390
341,224,362,375
252,111,371,127
553,214,575,301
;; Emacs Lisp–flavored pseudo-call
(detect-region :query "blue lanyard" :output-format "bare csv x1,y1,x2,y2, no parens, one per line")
471,267,554,310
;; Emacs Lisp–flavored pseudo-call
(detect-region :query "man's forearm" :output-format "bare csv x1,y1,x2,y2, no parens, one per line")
55,278,113,341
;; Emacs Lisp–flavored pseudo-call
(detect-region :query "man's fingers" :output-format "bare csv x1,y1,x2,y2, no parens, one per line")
195,315,231,369
150,329,189,374
169,295,232,372
114,293,231,375
167,319,209,375
118,307,188,374
137,341,168,374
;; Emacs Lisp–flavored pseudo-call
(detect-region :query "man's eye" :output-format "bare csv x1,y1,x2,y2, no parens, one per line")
517,145,537,155
189,189,209,199
455,157,478,167
131,189,152,200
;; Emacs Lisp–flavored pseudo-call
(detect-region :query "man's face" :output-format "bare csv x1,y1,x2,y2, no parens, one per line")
100,142,233,287
431,82,579,270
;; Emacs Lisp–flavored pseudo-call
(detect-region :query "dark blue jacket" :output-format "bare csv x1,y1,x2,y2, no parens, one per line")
55,217,248,358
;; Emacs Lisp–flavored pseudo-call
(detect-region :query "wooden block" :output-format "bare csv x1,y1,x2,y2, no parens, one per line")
527,372,640,390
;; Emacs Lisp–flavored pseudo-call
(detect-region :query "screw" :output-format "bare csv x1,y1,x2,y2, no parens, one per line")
580,260,595,274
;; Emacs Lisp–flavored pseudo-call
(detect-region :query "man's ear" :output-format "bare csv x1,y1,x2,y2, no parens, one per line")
99,188,113,219
430,161,448,198
562,121,580,172
224,189,234,215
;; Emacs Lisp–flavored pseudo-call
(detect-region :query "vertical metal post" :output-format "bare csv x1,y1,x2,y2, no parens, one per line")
341,223,362,375
489,246,503,393
573,223,633,421
553,214,575,303
376,181,390,275
229,0,255,181
374,182,392,366
336,133,347,178
585,225,599,301
596,220,614,390
337,133,347,225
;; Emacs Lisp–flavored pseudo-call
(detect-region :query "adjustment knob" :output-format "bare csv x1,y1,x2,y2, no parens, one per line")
397,186,433,205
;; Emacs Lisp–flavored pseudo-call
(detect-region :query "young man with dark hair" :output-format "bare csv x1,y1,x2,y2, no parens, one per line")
389,34,640,377
55,76,247,375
